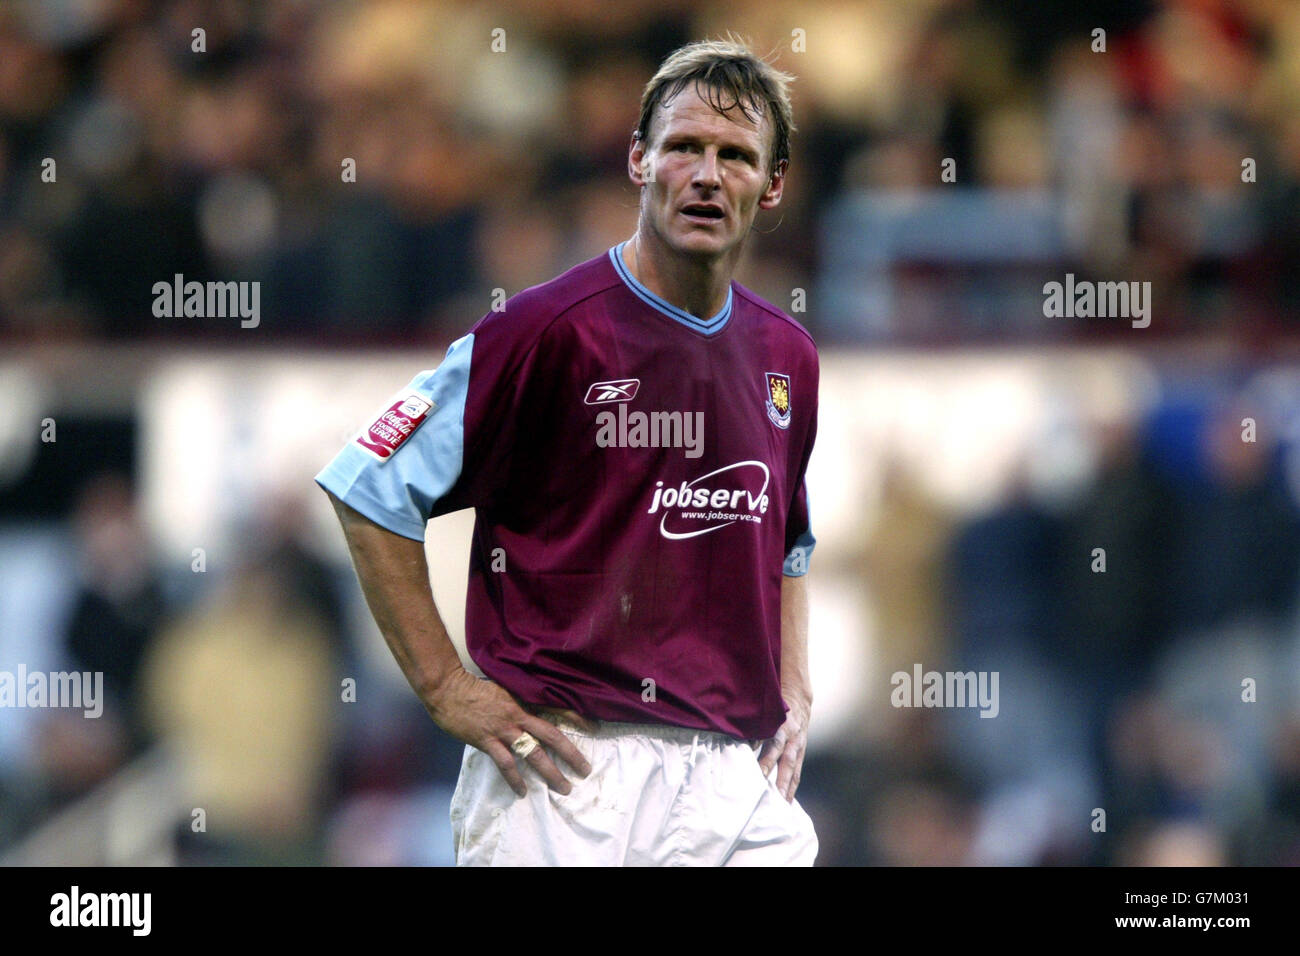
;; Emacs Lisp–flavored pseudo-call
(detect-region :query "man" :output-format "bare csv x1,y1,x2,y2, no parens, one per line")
317,37,819,865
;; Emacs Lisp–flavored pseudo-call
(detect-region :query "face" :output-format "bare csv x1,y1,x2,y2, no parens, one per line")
629,82,785,261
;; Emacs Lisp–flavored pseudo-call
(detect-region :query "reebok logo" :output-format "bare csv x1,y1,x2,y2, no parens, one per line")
585,379,640,404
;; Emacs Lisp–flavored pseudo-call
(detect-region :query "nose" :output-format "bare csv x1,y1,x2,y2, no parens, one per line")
692,148,721,190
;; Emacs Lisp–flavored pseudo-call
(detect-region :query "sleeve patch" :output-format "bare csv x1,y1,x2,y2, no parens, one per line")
355,394,436,461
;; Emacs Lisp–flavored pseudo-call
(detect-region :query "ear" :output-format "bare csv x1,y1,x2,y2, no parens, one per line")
629,133,652,188
758,158,787,210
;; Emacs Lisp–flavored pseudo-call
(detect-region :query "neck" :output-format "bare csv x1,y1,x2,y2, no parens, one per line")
623,229,737,319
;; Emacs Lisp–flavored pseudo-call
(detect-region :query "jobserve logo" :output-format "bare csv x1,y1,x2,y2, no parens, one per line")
646,460,770,540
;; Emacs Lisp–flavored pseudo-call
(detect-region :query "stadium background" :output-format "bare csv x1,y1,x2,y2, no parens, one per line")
3,0,1300,866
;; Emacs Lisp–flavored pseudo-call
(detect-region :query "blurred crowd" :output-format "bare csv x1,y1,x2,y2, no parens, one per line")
817,0,1300,340
5,369,1300,865
0,0,1297,342
803,390,1300,865
0,471,468,864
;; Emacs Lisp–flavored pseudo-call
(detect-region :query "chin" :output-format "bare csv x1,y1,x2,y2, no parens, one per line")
671,229,732,256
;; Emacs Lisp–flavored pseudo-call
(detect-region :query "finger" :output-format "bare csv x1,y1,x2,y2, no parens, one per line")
522,703,601,736
483,739,527,797
509,719,588,793
755,751,770,778
523,745,574,795
782,768,802,802
556,709,601,734
757,732,786,776
776,743,803,801
521,717,593,778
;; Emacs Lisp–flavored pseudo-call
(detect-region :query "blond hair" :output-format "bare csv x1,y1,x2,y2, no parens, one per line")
635,34,797,178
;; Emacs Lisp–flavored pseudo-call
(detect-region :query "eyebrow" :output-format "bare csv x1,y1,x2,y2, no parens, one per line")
661,133,760,163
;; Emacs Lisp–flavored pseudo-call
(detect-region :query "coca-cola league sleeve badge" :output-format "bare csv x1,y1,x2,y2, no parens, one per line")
355,394,435,461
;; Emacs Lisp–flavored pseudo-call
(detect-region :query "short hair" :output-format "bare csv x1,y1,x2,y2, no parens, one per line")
634,34,797,179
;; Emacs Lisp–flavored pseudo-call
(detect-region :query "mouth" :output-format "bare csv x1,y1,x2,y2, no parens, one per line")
680,203,725,225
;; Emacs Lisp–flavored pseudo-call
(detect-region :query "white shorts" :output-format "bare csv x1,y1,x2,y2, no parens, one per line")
449,714,819,866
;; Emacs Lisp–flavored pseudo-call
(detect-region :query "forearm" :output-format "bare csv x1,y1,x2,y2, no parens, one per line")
780,573,812,705
327,492,463,699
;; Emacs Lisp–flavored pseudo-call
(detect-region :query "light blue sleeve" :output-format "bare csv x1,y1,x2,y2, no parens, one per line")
783,527,816,576
783,487,815,577
315,333,474,541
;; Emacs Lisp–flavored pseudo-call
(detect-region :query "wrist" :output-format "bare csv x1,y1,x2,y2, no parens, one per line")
416,659,465,704
783,683,813,709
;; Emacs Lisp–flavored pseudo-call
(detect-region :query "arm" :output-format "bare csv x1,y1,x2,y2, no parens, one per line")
779,572,813,710
326,491,591,796
757,573,813,801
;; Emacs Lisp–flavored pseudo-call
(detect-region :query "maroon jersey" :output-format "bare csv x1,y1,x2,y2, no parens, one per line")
317,242,818,739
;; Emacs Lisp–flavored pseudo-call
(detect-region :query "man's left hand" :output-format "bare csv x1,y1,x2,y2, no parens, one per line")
756,692,810,802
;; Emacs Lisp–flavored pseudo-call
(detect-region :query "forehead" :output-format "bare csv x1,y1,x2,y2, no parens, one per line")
651,82,769,148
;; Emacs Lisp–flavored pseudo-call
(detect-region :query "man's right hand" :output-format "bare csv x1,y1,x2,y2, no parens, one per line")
324,496,595,799
423,666,595,797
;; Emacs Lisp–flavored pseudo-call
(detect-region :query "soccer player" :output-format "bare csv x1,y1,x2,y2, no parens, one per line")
317,37,819,865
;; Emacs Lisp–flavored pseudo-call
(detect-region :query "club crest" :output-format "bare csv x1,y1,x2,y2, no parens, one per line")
765,372,791,429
